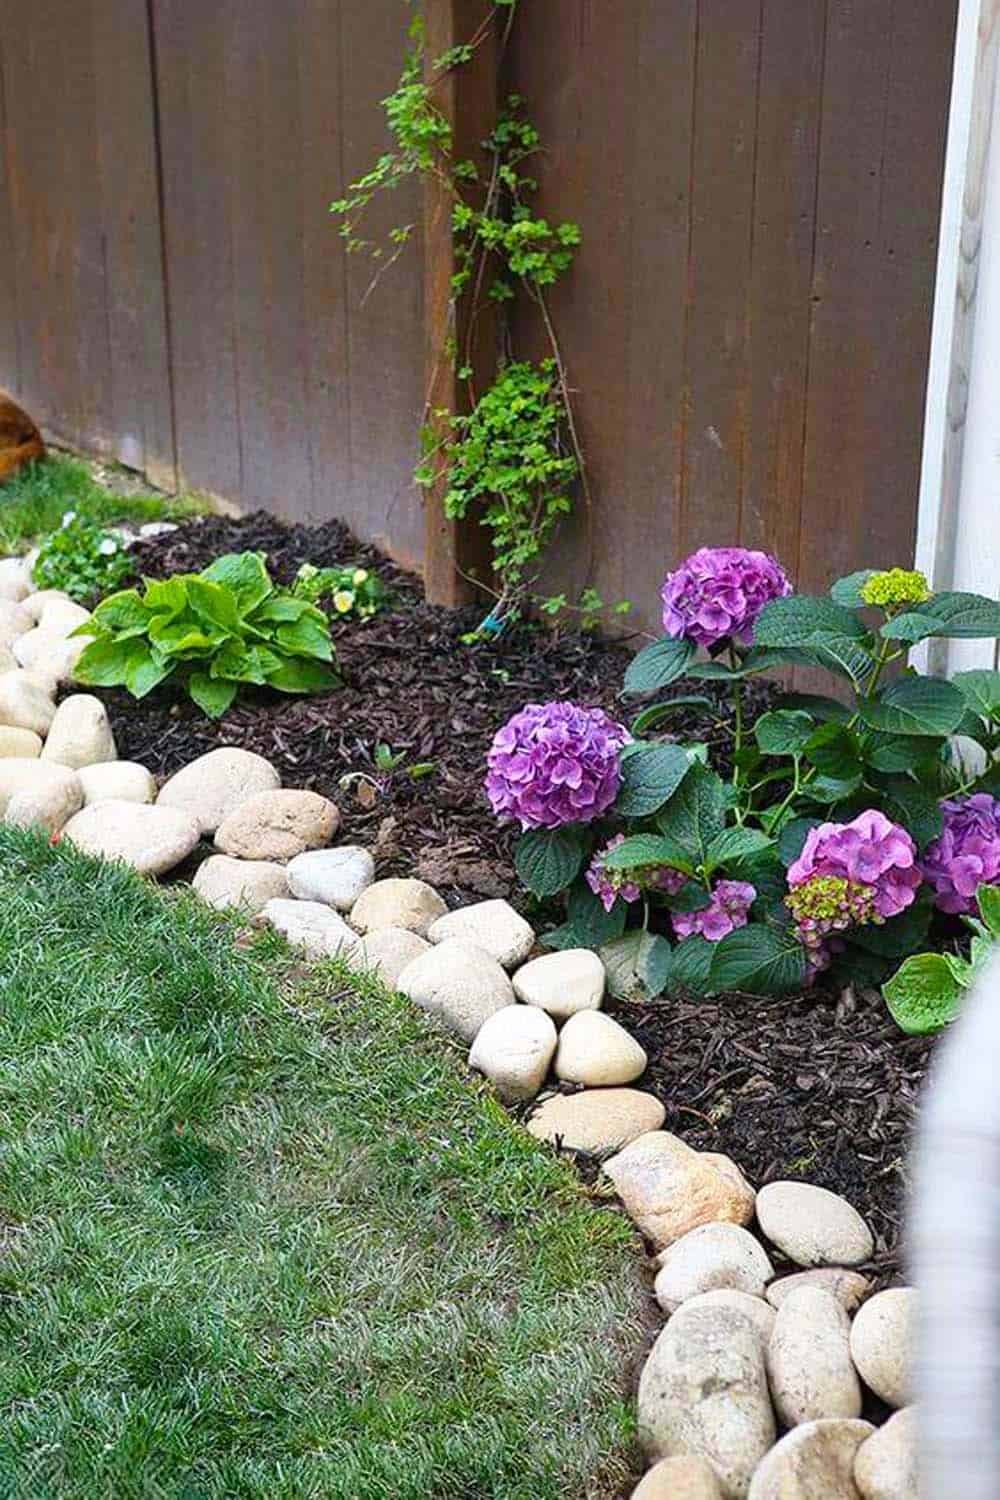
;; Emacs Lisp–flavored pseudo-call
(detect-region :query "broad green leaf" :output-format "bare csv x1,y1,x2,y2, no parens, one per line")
209,641,272,685
708,923,807,996
148,617,221,657
803,773,863,805
277,615,336,662
599,929,662,1002
142,576,190,619
251,595,316,625
655,764,727,870
624,637,696,695
640,934,674,999
776,692,852,725
614,743,691,817
630,696,715,736
792,632,877,687
264,656,340,694
755,710,815,757
665,935,716,995
664,881,712,913
201,551,274,613
803,722,862,779
884,591,1000,641
883,952,963,1035
86,588,150,640
602,833,684,872
830,569,878,608
777,817,821,868
754,594,869,647
72,638,135,688
539,922,582,952
881,612,945,645
954,669,1000,722
566,880,628,946
514,826,590,898
849,893,933,958
188,672,238,719
186,577,243,635
124,646,172,699
704,827,775,874
863,732,944,773
976,882,1000,939
857,676,967,737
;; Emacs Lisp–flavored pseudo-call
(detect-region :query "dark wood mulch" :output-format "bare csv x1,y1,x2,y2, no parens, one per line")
105,510,933,1278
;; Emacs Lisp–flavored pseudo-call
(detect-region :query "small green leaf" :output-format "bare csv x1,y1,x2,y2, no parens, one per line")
640,934,674,999
124,648,172,699
614,743,691,817
830,570,878,608
630,696,715,736
87,589,151,639
775,692,852,725
883,952,963,1034
704,827,775,874
264,657,340,694
976,882,1000,939
755,710,815,757
863,732,944,773
514,826,590,898
602,834,683,873
665,935,716,995
858,677,967,737
599,929,662,1002
566,881,628,946
624,637,696,695
201,551,274,614
655,765,728,870
803,722,862,779
777,817,821,868
72,638,135,688
954,669,1000,722
708,923,807,996
188,672,238,719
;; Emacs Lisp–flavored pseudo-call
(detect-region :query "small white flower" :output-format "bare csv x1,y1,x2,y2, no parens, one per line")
352,568,369,587
98,538,118,556
61,510,77,528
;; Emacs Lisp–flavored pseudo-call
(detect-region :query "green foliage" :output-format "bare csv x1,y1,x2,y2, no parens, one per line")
883,881,1000,1034
31,511,132,602
0,453,201,554
73,552,339,719
419,359,577,597
292,561,387,619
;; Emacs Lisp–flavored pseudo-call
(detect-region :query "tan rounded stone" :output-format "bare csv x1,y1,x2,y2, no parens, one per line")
41,694,117,769
654,1224,774,1313
0,670,55,735
157,747,281,834
512,947,606,1017
638,1302,775,1497
766,1268,872,1315
428,898,535,968
468,1004,557,1101
669,1290,776,1345
352,927,432,988
37,598,91,635
215,788,339,862
13,626,86,682
632,1455,723,1499
62,800,200,876
193,855,289,914
756,1182,874,1268
0,557,30,601
767,1286,862,1427
527,1088,665,1153
849,1288,916,1409
554,1008,647,1085
350,877,447,937
0,599,32,647
262,897,361,960
0,725,42,758
1,759,82,833
396,938,515,1042
854,1406,918,1500
77,761,156,806
22,587,72,623
748,1419,875,1500
604,1132,756,1251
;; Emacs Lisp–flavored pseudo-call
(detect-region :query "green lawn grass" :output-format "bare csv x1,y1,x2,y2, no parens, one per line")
0,829,646,1499
0,455,201,554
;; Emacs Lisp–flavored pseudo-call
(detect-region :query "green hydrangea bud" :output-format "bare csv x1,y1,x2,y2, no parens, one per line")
860,568,931,608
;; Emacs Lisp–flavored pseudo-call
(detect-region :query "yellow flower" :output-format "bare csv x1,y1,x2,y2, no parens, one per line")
333,590,355,614
860,568,932,608
352,568,369,587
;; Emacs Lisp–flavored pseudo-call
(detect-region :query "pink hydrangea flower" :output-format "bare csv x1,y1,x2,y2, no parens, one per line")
672,879,756,942
660,547,792,648
585,834,686,913
485,701,630,830
788,809,921,920
922,793,1000,914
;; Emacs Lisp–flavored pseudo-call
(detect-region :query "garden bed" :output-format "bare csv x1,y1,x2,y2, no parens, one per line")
101,509,932,1280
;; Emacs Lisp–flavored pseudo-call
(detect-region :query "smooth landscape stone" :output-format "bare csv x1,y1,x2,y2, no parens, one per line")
77,761,156,806
41,694,117,769
0,600,32,646
632,1455,724,1500
554,1008,647,1085
668,1291,776,1345
428,898,535,969
262,897,361,959
36,598,91,635
748,1419,874,1500
512,948,605,1018
766,1268,873,1315
12,626,86,682
0,670,55,735
286,846,375,910
604,1132,756,1251
853,1406,918,1500
654,1224,774,1314
766,1286,861,1427
0,725,42,758
215,788,339,862
756,1182,874,1268
638,1302,775,1498
396,938,515,1042
468,1004,557,1102
21,587,72,623
157,747,281,834
61,800,200,876
0,557,30,601
849,1288,916,1409
0,760,82,833
527,1088,665,1153
350,877,447,937
193,855,289,914
0,645,15,674
352,927,431,988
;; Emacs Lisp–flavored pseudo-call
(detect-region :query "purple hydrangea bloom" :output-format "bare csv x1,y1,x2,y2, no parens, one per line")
660,546,792,648
788,809,921,920
585,834,686,913
922,793,1000,914
672,879,756,942
485,701,630,830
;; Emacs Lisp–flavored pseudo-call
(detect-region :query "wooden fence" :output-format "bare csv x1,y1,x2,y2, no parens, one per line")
0,0,959,633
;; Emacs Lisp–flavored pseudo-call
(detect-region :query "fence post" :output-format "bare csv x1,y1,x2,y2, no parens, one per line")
421,0,498,607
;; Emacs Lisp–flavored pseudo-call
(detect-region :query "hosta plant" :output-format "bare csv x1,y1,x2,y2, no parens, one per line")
32,510,132,602
72,551,339,718
884,883,1000,1034
490,549,1000,1005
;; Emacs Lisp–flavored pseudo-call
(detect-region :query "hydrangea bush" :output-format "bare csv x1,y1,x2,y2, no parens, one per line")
488,549,1000,1027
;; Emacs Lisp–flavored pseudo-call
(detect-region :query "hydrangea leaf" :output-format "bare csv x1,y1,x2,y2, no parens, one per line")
514,826,590,898
803,722,863,779
954,669,1000,722
566,880,628,946
883,591,1000,641
640,934,674,999
614,743,691,817
623,637,696,695
703,827,775,876
630,696,715,736
830,570,878,608
654,764,727,871
663,935,716,995
754,710,815,757
599,929,661,1003
754,594,869,646
857,676,967,737
601,833,685,873
707,922,807,996
777,817,821,868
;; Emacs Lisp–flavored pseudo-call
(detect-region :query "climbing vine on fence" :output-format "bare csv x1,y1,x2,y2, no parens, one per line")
331,3,600,635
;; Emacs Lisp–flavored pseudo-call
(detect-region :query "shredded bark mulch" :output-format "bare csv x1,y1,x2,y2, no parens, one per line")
102,509,933,1278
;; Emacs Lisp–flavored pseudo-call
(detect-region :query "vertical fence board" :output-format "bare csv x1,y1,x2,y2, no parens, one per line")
0,28,20,395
